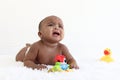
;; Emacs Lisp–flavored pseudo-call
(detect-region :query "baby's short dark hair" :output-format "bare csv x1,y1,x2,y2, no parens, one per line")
38,20,43,31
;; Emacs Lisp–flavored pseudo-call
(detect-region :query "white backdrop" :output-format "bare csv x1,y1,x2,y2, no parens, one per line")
0,0,120,61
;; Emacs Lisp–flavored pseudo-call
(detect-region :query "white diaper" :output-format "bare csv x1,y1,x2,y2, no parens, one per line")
25,47,31,55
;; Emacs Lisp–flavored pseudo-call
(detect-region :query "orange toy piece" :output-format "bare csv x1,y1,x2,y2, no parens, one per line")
100,48,114,63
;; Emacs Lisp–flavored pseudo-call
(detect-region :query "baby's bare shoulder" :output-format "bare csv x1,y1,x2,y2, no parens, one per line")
29,41,41,50
31,40,41,46
58,43,68,50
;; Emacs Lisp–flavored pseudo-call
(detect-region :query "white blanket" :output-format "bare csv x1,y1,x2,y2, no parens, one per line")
0,55,120,80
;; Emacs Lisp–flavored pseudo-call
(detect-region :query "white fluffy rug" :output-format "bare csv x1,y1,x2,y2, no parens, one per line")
0,55,120,80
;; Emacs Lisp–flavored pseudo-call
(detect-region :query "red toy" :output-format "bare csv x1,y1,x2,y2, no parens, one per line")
54,54,66,63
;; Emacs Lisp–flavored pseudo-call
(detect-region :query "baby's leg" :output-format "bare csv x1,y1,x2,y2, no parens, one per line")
16,43,31,62
16,47,27,62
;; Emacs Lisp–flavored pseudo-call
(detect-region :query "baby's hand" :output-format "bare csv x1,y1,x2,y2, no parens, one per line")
69,62,79,69
37,64,48,70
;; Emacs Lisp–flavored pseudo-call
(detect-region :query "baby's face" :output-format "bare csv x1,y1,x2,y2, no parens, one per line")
39,16,64,43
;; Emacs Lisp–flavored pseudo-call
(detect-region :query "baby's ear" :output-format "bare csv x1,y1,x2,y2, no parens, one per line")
38,32,42,38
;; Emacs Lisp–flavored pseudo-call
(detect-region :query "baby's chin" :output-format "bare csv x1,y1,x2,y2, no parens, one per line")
48,38,63,43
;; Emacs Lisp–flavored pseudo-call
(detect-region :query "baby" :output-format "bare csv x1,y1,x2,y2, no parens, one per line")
16,15,79,70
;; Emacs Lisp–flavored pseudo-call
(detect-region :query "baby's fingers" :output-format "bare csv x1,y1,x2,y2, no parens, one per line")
70,64,79,69
38,65,48,70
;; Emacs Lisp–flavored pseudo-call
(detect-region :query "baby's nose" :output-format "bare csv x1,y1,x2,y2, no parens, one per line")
54,25,59,29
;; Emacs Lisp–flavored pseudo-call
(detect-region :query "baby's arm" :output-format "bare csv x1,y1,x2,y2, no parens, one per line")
23,44,47,70
24,60,47,70
61,44,79,69
67,58,79,69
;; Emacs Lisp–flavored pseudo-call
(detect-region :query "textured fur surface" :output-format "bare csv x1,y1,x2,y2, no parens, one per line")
0,55,120,80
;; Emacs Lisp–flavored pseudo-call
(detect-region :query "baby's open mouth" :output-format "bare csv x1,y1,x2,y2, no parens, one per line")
53,32,60,36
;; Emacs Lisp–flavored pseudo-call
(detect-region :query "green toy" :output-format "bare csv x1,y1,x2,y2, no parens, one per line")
48,62,63,72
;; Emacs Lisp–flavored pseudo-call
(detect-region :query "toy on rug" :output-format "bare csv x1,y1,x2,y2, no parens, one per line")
100,48,114,63
48,54,73,72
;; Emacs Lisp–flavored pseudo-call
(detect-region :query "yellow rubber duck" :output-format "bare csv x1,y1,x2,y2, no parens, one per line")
100,48,114,62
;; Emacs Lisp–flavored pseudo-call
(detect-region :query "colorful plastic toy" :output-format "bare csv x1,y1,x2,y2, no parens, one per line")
48,54,72,72
100,48,114,62
54,54,66,62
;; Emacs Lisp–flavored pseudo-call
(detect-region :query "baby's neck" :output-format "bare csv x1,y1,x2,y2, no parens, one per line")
41,40,59,48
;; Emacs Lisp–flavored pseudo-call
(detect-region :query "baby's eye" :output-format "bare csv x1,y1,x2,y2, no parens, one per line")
59,25,63,29
48,24,53,26
48,23,54,26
